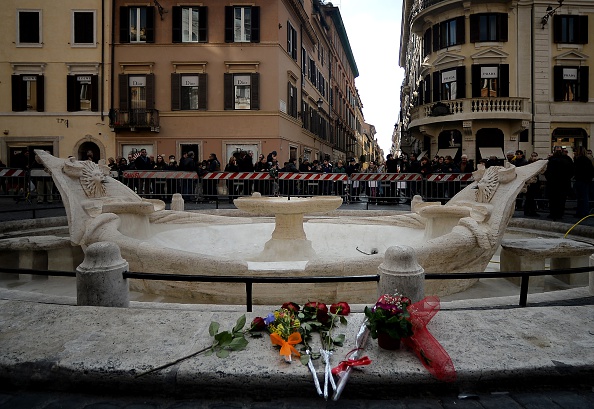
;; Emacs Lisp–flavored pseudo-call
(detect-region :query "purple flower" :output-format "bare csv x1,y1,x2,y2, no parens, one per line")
264,313,275,325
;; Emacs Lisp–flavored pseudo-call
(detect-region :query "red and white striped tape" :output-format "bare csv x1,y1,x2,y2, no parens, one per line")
123,171,197,179
0,169,26,177
426,173,474,182
350,173,423,182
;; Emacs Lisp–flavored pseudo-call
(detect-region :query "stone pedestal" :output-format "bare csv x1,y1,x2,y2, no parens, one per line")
76,242,129,307
378,245,424,303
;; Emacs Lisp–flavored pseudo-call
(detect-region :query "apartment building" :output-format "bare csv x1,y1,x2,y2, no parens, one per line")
398,0,593,162
110,0,362,166
0,0,113,166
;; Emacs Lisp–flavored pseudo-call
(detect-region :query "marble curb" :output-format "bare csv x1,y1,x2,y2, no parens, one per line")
0,292,592,399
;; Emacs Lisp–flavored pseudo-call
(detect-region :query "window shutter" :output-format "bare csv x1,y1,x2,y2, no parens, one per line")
499,13,508,42
171,73,180,110
424,75,431,104
456,66,466,98
578,16,588,44
199,7,208,42
146,7,155,43
36,75,44,112
432,24,439,52
432,72,440,102
250,73,260,110
471,65,481,97
469,15,479,43
90,75,99,112
578,66,589,102
120,7,130,43
119,74,129,110
198,73,208,110
67,75,77,112
146,74,155,110
251,7,260,43
11,75,25,112
499,64,509,97
456,16,465,45
553,15,562,43
553,66,564,101
423,29,431,57
172,7,181,43
224,73,233,109
224,7,234,42
287,24,291,55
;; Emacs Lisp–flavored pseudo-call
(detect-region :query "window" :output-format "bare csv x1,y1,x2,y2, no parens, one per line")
287,22,298,60
118,74,155,112
12,75,44,111
471,65,509,98
432,17,465,51
432,67,466,102
171,73,207,110
423,29,431,57
172,6,207,43
119,6,155,43
67,75,98,111
554,66,589,102
225,6,260,43
553,15,588,44
73,11,95,45
470,13,508,43
224,73,260,110
287,82,297,118
17,10,41,45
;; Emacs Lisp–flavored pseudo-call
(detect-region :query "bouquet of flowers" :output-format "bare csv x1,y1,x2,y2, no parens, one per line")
251,300,352,398
364,293,413,349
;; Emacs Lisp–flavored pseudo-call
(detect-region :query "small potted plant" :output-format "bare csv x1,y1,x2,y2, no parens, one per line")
364,293,413,350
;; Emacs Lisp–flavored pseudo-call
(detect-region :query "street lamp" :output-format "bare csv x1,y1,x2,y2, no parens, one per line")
316,98,323,111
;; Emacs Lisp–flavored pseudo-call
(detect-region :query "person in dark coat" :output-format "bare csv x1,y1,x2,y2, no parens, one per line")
573,146,594,218
544,147,574,220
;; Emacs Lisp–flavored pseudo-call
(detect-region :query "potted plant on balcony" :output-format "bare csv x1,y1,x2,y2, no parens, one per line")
364,293,413,350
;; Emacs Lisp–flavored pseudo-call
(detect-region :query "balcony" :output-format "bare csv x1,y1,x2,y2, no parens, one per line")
109,109,160,132
409,97,530,127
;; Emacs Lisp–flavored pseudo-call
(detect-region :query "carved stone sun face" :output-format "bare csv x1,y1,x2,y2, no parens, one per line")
80,161,107,197
475,166,500,203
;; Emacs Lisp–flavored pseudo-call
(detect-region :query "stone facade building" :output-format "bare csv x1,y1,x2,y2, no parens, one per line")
398,0,593,162
0,0,369,168
0,0,113,166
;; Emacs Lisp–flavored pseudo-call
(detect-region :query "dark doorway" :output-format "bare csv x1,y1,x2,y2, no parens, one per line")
476,128,504,165
79,142,100,163
8,145,53,168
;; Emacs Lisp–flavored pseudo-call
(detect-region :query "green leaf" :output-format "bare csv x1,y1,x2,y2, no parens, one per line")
209,321,220,337
300,354,310,366
333,333,346,346
229,336,249,351
215,331,233,346
340,316,348,325
216,349,230,358
232,315,246,334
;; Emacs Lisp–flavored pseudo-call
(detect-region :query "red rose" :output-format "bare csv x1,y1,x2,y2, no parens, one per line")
304,301,328,313
330,302,351,316
317,309,330,324
250,316,266,331
281,302,300,313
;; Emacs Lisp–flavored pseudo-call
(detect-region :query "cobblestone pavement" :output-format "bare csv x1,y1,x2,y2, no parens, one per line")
1,387,594,409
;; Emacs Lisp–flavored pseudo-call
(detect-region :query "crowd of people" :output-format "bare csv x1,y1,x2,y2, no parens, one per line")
2,147,593,219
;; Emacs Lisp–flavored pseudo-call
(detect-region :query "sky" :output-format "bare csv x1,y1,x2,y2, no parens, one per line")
334,0,404,155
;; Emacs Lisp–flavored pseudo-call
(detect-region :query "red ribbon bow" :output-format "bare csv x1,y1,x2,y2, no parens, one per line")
403,296,457,382
331,356,372,375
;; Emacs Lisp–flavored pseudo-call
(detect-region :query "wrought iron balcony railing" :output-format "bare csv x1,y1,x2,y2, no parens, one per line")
109,109,160,132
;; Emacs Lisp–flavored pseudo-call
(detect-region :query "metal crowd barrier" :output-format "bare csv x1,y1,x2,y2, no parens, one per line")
121,170,476,206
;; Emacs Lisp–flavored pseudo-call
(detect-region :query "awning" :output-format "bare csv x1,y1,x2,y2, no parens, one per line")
436,148,459,158
479,147,505,159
